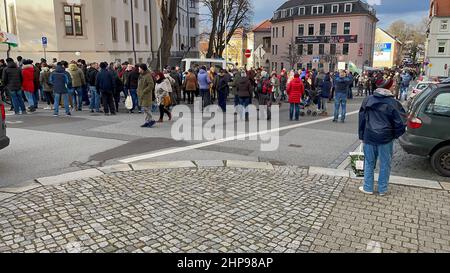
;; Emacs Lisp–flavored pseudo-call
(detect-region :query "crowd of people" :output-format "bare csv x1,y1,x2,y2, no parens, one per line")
1,55,416,128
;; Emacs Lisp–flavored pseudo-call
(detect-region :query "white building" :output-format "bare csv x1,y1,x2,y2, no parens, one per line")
0,0,200,68
426,0,450,78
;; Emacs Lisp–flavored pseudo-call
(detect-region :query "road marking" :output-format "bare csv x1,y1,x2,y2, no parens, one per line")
6,121,23,124
120,110,360,164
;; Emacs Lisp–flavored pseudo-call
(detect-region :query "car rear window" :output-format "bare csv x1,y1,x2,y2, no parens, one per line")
412,85,436,109
425,92,450,117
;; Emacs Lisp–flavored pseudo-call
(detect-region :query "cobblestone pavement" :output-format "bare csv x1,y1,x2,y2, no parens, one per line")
0,166,449,253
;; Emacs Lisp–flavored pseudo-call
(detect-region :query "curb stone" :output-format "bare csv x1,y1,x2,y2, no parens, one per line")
0,181,41,194
37,169,104,186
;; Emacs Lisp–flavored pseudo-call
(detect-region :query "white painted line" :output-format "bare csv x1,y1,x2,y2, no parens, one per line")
120,110,360,164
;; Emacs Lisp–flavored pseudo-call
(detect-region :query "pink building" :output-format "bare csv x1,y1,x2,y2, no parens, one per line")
270,0,378,72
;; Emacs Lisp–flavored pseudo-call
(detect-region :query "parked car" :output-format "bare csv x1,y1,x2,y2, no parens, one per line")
399,83,450,177
0,100,10,151
407,81,439,110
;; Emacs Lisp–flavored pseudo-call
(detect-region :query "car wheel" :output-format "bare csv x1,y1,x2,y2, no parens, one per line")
431,146,450,177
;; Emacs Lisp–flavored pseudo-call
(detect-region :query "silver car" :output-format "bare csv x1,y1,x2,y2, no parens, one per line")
0,100,10,150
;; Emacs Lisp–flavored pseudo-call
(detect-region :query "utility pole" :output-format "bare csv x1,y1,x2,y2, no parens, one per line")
3,0,11,58
224,0,228,62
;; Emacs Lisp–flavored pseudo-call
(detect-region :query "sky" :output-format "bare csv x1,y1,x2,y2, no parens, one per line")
200,0,430,29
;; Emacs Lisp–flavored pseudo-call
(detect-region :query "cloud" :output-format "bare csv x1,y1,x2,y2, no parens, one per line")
367,0,382,5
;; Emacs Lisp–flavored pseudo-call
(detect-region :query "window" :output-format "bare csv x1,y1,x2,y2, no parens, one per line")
299,7,305,15
308,24,314,36
331,4,339,13
331,23,337,35
134,0,138,8
425,93,450,117
292,7,299,16
124,20,130,42
190,17,196,28
64,5,83,36
287,9,292,17
145,25,149,45
320,23,326,36
344,22,351,35
276,45,278,55
297,44,303,55
312,5,324,15
111,17,117,41
319,44,324,55
276,27,279,38
273,28,275,38
190,37,196,48
330,44,336,55
343,44,349,55
440,20,449,32
190,0,195,8
282,26,285,37
307,44,313,55
437,40,447,54
143,0,147,11
135,23,140,44
298,24,304,36
344,3,352,13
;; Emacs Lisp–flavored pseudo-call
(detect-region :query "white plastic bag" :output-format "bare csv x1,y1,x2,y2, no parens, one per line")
125,95,133,110
349,144,365,177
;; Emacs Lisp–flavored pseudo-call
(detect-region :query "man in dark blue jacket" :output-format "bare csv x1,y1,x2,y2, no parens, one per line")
49,63,71,116
333,70,352,123
96,62,116,115
358,88,406,196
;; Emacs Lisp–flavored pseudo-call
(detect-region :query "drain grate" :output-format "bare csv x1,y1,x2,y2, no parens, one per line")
289,144,303,148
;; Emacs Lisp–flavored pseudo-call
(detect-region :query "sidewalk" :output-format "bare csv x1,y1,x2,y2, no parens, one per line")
0,161,449,253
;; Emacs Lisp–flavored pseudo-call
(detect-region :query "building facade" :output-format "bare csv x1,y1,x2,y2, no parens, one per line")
247,20,272,70
426,0,450,78
373,28,403,69
270,0,377,72
0,0,200,67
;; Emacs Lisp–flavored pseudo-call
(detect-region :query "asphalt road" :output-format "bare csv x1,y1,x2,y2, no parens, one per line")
1,94,448,187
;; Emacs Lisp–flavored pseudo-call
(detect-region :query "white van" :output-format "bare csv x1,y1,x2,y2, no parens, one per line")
181,58,235,72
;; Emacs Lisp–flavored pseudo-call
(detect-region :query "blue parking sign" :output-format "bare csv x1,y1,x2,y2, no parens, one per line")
42,37,48,47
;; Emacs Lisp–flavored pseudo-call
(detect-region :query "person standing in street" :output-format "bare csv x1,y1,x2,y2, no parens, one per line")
358,87,406,196
87,62,100,113
96,62,116,116
217,69,230,113
400,70,412,101
319,72,332,116
126,65,141,114
286,73,304,121
155,72,173,123
333,70,352,123
68,62,86,111
2,58,26,114
40,64,54,110
21,60,36,112
49,63,71,117
197,66,211,110
137,64,156,128
183,69,197,105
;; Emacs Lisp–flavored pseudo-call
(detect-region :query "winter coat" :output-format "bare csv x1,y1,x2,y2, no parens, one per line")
197,69,211,90
287,77,305,104
184,72,197,91
68,64,86,88
21,64,35,92
155,79,171,105
127,70,140,90
86,67,98,87
401,73,412,87
358,88,406,146
95,68,115,93
1,62,22,91
137,71,154,107
33,65,41,92
271,77,280,95
334,76,351,95
217,74,230,94
49,65,70,94
319,75,332,98
230,72,242,96
40,67,53,92
237,77,253,98
279,75,287,91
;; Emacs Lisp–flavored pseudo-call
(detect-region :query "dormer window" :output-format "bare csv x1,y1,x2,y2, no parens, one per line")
299,7,305,15
331,4,339,14
292,7,299,16
344,3,353,13
312,5,324,15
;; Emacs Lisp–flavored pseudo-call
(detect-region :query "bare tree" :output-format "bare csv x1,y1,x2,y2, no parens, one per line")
284,40,304,70
202,0,253,58
157,0,178,70
388,19,427,63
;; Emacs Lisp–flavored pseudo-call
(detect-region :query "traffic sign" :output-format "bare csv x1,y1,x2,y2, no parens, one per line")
245,49,252,58
42,37,48,48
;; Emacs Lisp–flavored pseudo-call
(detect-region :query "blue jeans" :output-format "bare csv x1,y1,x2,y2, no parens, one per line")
54,93,70,115
128,89,140,111
200,89,211,109
24,91,35,109
363,141,394,194
234,95,240,107
334,93,347,121
34,89,40,108
400,86,408,101
290,103,300,120
72,87,83,110
9,90,26,113
89,86,101,112
238,97,251,119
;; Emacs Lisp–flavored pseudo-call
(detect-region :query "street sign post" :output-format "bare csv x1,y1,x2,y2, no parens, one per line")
245,49,252,59
42,36,48,60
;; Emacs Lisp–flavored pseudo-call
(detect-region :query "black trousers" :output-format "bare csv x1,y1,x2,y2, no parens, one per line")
101,92,115,114
159,104,171,120
186,91,194,104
